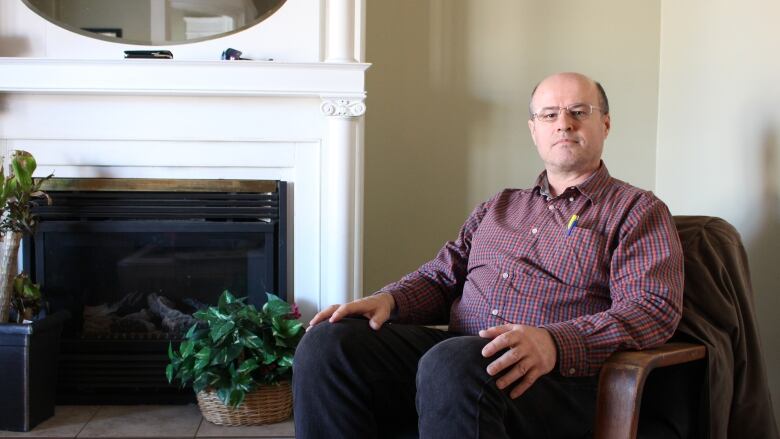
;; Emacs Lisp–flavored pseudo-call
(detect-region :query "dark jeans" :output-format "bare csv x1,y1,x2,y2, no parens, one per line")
293,318,599,439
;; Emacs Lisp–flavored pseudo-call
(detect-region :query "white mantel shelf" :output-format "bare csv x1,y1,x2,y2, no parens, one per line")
0,58,370,98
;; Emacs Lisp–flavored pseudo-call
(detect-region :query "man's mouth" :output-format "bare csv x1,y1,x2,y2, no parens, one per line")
554,138,579,145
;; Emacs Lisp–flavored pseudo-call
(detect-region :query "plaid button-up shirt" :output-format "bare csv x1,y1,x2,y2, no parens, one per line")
379,164,683,377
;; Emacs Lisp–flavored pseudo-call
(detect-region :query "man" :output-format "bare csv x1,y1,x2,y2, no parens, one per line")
293,72,684,438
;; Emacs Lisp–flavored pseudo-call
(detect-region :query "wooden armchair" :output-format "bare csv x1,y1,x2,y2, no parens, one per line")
593,215,778,439
593,342,706,439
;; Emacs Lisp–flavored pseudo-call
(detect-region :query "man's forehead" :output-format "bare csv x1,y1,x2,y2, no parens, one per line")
532,75,598,105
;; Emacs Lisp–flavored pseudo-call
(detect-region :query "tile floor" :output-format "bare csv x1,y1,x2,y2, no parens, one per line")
0,405,294,438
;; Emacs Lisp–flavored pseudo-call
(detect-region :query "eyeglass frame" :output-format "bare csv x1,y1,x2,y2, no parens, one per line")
530,103,607,123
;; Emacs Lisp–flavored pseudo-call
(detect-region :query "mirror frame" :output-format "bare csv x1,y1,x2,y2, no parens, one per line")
21,0,287,46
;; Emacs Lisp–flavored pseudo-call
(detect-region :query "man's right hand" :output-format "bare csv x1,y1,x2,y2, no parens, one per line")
307,292,396,331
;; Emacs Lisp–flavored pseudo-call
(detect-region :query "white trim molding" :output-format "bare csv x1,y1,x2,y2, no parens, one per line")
320,98,366,118
0,58,369,98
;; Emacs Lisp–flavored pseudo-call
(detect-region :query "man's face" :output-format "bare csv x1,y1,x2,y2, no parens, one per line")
527,74,610,175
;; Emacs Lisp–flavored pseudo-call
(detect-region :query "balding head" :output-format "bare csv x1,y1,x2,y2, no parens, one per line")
528,73,609,118
526,72,611,182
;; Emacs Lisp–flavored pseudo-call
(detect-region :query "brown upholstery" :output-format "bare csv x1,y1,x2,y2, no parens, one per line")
594,216,779,439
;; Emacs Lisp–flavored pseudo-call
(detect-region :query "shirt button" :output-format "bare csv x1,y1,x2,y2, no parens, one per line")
531,228,538,234
568,367,576,375
548,205,555,210
501,272,508,279
568,197,574,202
491,309,499,316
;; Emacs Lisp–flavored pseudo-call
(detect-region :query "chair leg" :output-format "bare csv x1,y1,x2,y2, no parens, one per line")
593,342,706,439
594,363,646,439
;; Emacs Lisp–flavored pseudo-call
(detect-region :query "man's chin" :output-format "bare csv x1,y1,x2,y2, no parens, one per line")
546,159,599,175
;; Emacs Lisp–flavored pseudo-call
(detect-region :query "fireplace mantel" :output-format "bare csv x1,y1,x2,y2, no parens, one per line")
0,58,369,98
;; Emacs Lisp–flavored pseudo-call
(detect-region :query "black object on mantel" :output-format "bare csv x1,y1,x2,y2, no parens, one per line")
0,310,70,432
124,50,173,59
221,47,249,60
220,47,273,61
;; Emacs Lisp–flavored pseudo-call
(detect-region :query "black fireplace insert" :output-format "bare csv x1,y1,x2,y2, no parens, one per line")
22,179,287,403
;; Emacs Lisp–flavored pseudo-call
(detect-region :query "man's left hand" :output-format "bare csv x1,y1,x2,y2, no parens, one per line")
479,325,557,399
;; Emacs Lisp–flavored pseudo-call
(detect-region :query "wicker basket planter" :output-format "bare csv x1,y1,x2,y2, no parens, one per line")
196,381,292,426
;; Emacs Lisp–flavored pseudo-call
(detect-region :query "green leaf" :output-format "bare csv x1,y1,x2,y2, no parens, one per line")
192,374,211,393
237,358,259,375
165,364,174,383
272,318,303,339
261,350,276,365
10,152,34,191
194,346,211,370
263,294,290,317
227,389,246,408
277,355,294,368
234,373,254,391
184,323,201,339
179,340,195,358
167,342,179,361
224,343,243,363
217,388,232,406
218,290,237,309
241,332,263,349
210,320,236,343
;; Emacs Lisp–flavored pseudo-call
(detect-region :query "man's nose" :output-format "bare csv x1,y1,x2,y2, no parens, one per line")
555,110,574,131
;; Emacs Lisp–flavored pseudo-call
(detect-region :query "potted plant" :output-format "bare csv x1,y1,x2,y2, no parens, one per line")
10,273,42,323
0,150,69,432
166,290,304,426
0,150,52,322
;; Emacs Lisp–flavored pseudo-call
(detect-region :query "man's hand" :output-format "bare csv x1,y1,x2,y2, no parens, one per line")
307,293,396,331
479,324,557,399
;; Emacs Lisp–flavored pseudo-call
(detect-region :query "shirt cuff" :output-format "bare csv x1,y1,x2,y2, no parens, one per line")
541,321,590,377
372,289,410,322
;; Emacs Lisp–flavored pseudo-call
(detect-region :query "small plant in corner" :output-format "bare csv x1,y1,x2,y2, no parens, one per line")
10,273,42,323
0,150,53,323
166,290,304,409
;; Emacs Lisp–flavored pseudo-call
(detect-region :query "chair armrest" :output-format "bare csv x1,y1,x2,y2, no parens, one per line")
593,342,706,439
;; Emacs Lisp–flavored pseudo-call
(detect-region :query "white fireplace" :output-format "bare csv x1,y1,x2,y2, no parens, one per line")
0,0,369,321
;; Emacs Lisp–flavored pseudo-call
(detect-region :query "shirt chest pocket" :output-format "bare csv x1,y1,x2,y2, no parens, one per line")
530,227,609,290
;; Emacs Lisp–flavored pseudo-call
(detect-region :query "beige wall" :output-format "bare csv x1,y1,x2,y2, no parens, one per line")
364,0,661,293
657,0,780,426
365,0,779,428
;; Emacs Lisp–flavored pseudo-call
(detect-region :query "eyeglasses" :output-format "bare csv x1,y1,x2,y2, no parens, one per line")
531,104,604,123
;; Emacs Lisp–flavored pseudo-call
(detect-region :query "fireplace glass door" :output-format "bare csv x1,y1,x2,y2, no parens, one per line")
32,221,276,339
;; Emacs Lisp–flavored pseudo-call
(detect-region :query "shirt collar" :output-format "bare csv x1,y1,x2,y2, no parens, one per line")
534,161,612,204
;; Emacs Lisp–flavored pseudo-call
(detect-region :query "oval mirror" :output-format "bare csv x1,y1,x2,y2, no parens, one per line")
23,0,286,46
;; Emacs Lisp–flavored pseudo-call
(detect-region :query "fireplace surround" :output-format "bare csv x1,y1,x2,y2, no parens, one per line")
0,0,370,325
0,0,368,403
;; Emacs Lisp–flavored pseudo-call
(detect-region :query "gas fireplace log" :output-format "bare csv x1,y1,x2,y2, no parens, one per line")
114,292,146,315
182,297,208,313
147,293,199,334
110,309,156,333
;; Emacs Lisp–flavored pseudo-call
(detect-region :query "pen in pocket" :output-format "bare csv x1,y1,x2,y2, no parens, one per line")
566,214,579,236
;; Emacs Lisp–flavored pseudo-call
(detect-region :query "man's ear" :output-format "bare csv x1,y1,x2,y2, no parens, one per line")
528,118,535,136
603,114,611,137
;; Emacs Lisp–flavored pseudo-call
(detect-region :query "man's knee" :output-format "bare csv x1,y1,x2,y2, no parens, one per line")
417,336,492,394
293,318,374,374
